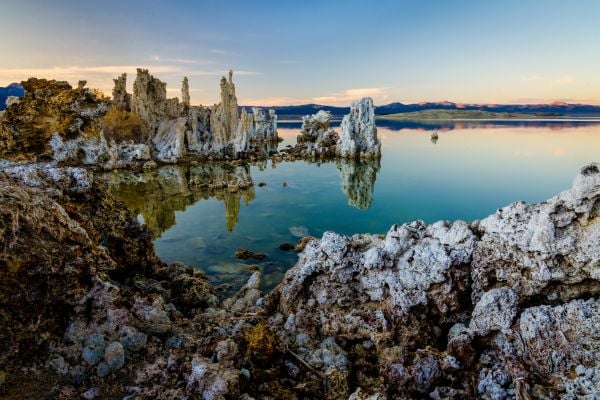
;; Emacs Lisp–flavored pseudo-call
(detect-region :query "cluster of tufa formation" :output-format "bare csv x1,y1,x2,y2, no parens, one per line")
0,69,279,169
1,157,597,399
286,97,381,160
0,79,109,161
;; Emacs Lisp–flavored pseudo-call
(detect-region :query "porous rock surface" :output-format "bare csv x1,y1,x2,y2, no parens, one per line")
266,163,599,398
336,97,381,159
0,162,598,399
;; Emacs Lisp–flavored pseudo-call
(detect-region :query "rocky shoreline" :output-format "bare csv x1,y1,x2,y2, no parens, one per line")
0,69,381,172
0,158,598,399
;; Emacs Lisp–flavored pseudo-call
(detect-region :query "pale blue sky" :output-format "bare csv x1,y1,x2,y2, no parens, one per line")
1,0,599,105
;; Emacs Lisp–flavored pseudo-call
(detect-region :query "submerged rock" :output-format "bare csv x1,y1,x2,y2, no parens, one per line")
289,226,310,238
235,247,267,260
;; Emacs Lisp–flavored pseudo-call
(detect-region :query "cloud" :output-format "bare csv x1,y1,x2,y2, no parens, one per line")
553,74,574,85
150,55,215,65
312,87,393,106
185,69,260,77
210,49,237,56
241,96,312,107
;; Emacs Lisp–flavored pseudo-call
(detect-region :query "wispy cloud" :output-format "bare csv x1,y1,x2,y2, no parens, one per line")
150,55,215,65
186,69,260,77
210,49,237,56
312,87,393,106
242,96,313,107
553,74,574,85
0,65,182,83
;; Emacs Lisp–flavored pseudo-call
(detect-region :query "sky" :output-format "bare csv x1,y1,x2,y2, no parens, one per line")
1,0,599,106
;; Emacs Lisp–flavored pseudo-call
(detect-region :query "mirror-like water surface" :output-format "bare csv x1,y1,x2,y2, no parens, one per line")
103,120,600,291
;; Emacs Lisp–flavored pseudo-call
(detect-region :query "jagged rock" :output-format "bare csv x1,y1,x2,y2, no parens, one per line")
336,97,381,159
181,76,190,110
246,107,277,141
292,109,339,158
210,70,240,153
152,117,187,162
298,110,333,142
469,287,518,335
472,162,600,303
210,71,278,158
5,96,20,108
0,78,108,160
132,68,168,135
112,73,131,112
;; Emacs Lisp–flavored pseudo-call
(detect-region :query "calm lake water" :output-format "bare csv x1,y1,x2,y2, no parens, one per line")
103,119,600,292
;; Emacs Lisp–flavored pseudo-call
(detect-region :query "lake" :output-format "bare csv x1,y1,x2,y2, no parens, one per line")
102,119,600,292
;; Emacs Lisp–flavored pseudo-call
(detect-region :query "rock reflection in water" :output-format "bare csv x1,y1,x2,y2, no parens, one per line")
336,158,380,210
101,163,255,236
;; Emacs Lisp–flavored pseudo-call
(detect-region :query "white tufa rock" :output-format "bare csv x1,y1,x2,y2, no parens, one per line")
336,97,381,159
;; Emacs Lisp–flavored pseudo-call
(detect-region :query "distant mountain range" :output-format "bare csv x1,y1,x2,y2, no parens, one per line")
248,101,600,118
0,83,25,110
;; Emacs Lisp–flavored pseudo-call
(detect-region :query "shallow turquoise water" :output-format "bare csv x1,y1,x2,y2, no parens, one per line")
104,120,600,291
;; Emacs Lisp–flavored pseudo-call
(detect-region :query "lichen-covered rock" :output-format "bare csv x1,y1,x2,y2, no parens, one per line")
0,78,108,160
336,97,381,159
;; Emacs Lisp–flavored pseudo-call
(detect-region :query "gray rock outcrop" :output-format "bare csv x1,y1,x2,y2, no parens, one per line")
266,163,599,398
336,97,381,159
132,68,169,136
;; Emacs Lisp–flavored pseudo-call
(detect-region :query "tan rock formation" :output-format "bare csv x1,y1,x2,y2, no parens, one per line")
132,68,168,135
112,73,131,112
182,77,190,110
0,78,108,160
210,70,240,150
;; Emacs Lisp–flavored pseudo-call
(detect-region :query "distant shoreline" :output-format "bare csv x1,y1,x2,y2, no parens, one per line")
376,109,600,120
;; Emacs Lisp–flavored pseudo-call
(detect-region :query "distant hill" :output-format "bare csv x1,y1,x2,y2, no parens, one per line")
375,101,600,117
243,101,600,119
379,109,537,120
0,83,25,110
